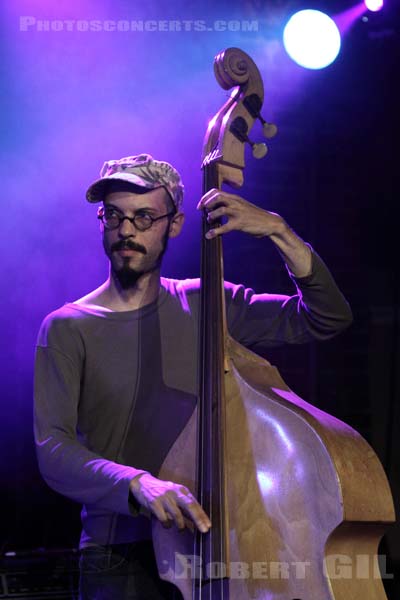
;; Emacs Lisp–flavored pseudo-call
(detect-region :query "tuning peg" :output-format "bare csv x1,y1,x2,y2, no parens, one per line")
243,94,278,139
229,117,268,159
252,142,268,159
261,121,278,139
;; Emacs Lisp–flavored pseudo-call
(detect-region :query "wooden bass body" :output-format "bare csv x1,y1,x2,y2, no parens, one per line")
152,336,395,600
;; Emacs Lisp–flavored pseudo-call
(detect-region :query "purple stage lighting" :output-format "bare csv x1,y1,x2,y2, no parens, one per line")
364,0,384,11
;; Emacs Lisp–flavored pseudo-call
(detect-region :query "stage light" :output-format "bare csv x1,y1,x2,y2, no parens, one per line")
364,0,384,11
283,10,341,70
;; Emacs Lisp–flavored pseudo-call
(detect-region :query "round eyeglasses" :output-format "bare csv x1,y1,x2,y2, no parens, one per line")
97,206,175,232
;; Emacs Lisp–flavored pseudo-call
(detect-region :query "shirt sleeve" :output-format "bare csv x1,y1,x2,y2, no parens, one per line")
33,312,146,516
225,247,353,351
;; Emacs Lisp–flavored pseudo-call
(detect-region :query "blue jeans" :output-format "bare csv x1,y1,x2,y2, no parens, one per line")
79,540,182,600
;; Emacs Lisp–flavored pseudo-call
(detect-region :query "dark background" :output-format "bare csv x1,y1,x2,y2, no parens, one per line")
1,0,399,597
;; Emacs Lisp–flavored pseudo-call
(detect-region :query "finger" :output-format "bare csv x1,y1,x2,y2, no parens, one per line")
175,490,211,533
203,192,244,213
183,516,195,532
161,518,173,529
149,500,172,527
201,195,230,212
196,188,220,210
207,206,231,222
181,501,211,533
197,190,236,211
164,495,186,530
205,222,233,240
202,190,245,211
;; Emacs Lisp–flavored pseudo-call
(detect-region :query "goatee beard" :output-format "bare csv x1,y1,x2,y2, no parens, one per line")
113,266,144,289
108,223,171,290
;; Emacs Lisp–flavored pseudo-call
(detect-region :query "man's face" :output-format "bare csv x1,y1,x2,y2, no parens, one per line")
101,187,180,287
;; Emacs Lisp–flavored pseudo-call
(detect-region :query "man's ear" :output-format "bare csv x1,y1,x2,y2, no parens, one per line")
98,205,105,233
168,212,185,238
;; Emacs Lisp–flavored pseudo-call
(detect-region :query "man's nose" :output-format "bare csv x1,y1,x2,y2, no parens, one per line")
118,217,137,237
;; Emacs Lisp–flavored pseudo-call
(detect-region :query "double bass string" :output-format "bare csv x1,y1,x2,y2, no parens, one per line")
196,199,211,599
197,166,229,599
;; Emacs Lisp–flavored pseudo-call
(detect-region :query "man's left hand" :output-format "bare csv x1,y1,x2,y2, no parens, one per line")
197,189,287,239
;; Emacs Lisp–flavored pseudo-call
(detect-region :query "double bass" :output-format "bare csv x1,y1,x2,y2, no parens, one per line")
152,48,395,600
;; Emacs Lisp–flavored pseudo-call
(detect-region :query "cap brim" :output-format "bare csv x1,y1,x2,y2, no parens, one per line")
86,172,161,203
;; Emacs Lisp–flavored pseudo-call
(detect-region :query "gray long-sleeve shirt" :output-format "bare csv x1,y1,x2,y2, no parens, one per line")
34,249,352,547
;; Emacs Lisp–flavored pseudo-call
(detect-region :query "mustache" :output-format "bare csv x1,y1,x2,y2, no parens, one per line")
112,240,147,254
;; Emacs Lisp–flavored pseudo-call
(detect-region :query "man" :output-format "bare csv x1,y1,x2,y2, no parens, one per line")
34,154,352,599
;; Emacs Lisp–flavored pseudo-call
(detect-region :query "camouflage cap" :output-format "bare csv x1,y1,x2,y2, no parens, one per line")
86,153,184,211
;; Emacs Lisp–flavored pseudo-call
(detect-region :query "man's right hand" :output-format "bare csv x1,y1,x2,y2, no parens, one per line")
129,473,211,533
